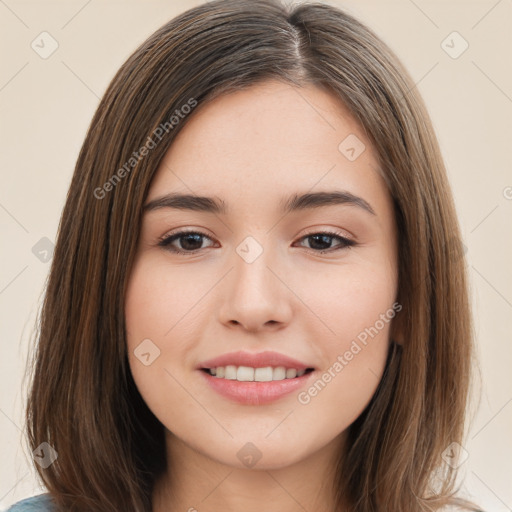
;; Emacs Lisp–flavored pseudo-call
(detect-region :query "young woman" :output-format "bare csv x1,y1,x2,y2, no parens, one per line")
9,0,483,510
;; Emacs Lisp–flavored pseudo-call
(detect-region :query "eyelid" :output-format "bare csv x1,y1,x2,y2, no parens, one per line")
299,225,355,241
158,225,355,242
158,227,212,241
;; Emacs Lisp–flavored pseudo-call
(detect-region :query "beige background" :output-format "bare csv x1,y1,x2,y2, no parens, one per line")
1,0,511,510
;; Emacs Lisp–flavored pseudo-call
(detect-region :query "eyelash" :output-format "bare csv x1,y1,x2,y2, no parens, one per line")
157,229,356,255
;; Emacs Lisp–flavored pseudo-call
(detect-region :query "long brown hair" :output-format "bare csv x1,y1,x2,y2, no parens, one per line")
25,0,481,510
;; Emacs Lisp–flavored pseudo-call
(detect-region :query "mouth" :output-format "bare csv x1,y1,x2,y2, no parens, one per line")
196,350,316,405
200,365,315,382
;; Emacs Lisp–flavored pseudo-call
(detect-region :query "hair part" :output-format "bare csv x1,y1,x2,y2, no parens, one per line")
25,1,480,510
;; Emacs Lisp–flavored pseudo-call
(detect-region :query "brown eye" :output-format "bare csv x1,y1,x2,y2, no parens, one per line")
295,231,356,253
158,231,215,254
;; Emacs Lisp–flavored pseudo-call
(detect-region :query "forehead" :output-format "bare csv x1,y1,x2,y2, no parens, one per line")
147,80,388,215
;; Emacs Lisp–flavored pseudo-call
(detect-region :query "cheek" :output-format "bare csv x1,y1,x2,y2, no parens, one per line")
293,262,396,416
124,257,216,415
291,307,393,449
298,255,397,341
124,260,193,431
125,258,204,346
124,259,179,396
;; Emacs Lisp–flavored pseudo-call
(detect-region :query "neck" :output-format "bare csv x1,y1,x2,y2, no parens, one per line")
152,430,346,512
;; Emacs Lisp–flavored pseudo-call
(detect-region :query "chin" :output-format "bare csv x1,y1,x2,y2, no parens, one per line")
212,435,315,471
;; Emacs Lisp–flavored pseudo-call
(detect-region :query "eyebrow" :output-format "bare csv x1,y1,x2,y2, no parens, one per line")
143,190,375,216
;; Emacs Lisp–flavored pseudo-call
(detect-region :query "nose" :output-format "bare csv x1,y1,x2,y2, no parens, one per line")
217,240,293,333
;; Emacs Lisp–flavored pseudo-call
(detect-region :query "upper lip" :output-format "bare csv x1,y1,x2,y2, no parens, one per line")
198,350,314,371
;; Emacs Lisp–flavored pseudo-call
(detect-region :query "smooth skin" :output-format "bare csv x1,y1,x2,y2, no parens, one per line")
125,79,399,512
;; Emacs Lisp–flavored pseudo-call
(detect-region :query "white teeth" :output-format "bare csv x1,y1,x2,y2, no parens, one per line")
207,365,310,382
286,368,297,379
254,367,273,382
225,365,237,380
273,366,286,381
236,366,254,381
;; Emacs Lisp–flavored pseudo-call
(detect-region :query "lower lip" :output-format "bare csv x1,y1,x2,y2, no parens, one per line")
199,370,314,405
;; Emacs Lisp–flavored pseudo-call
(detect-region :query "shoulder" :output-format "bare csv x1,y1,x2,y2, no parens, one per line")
4,494,56,511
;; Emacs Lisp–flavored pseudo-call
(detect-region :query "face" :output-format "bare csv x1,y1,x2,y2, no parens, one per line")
125,80,399,471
